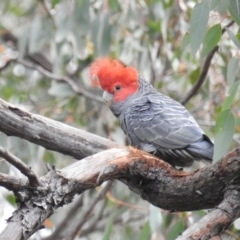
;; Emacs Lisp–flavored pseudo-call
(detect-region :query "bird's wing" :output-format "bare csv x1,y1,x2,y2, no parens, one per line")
124,93,204,149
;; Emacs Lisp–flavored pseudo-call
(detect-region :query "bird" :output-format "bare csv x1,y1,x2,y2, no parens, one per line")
89,57,213,167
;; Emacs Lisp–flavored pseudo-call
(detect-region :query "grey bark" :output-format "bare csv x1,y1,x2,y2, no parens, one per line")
0,98,240,240
0,98,117,159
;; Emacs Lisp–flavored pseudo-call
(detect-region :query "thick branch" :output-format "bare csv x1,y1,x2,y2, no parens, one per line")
177,190,240,240
0,98,116,159
0,97,240,239
0,147,240,239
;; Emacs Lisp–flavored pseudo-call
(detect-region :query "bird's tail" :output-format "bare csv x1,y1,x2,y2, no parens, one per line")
186,135,213,162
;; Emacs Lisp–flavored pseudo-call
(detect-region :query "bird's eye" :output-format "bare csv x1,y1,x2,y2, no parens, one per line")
115,85,121,91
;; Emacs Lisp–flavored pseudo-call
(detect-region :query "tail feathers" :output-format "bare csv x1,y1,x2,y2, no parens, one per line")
187,137,213,162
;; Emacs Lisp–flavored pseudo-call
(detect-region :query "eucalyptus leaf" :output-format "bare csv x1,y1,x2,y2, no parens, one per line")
226,28,240,49
190,1,209,56
48,83,74,98
201,24,221,58
102,215,113,240
167,221,185,240
228,0,240,26
222,81,240,110
227,57,239,86
91,13,112,57
139,222,151,240
149,204,163,232
18,26,29,59
29,14,42,54
213,109,235,162
181,33,190,49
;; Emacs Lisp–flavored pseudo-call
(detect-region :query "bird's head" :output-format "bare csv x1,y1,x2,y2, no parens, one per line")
89,58,138,105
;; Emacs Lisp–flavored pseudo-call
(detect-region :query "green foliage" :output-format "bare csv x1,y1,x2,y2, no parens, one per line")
226,27,240,49
201,24,221,58
229,0,240,26
222,81,240,110
213,109,235,162
139,222,151,240
190,0,209,56
227,57,239,86
166,220,185,240
0,0,240,239
6,194,16,206
102,215,113,240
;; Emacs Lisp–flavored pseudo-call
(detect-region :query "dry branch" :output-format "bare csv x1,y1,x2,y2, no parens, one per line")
0,146,41,187
0,98,116,159
0,147,240,239
0,173,26,191
1,98,240,239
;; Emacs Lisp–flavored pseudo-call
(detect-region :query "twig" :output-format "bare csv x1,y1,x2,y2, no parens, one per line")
181,20,235,105
70,180,114,239
44,195,84,240
0,146,41,187
44,181,113,240
222,20,234,34
181,45,219,105
16,59,103,103
81,214,145,237
77,197,107,237
0,173,26,191
106,190,149,211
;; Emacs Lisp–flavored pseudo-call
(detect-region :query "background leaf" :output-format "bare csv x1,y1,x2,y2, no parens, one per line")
227,57,239,86
201,24,221,58
226,28,240,49
149,204,163,232
229,0,240,26
167,221,185,240
213,109,235,162
139,222,151,240
190,1,209,56
222,81,240,110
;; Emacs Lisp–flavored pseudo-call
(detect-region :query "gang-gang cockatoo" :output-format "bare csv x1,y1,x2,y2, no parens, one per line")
89,58,213,167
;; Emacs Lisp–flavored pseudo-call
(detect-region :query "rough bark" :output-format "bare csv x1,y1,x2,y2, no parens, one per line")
0,147,240,239
0,98,117,159
0,98,240,239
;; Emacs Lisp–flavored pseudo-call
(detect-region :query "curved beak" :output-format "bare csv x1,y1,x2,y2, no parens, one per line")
103,91,113,106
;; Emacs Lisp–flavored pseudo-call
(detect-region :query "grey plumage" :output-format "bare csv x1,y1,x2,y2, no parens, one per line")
110,76,213,167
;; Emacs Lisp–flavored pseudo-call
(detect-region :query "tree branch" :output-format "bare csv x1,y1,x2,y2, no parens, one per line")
16,59,103,103
0,98,240,239
0,173,26,191
0,30,53,72
68,181,113,239
177,190,240,240
0,98,116,160
180,20,235,105
0,146,240,239
0,146,41,187
181,45,219,105
45,181,113,240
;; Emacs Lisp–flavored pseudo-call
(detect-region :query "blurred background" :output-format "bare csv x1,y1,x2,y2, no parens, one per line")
0,0,240,239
